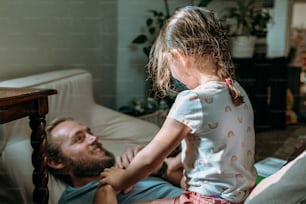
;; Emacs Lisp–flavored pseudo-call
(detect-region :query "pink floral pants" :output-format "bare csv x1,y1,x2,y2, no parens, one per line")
151,191,242,204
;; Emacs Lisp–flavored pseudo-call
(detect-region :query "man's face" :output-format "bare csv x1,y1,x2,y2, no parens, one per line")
50,120,115,178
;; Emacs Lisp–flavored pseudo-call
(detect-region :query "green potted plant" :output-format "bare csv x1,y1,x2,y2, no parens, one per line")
223,0,271,58
250,8,272,58
251,8,271,38
132,0,214,57
131,0,213,101
131,9,167,57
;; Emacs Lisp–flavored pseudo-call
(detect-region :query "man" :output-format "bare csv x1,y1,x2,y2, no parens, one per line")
46,117,183,204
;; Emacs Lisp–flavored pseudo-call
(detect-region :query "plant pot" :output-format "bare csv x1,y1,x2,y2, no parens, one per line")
253,37,268,59
229,36,256,58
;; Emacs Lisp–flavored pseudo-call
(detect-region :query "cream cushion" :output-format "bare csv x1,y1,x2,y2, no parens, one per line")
245,151,306,204
0,69,159,203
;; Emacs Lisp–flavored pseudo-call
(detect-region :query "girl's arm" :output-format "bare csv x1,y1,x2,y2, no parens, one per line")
116,144,183,187
94,185,118,204
99,118,190,191
115,145,144,169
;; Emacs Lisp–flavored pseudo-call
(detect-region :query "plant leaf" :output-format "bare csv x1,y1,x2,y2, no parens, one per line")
198,0,213,7
146,18,153,26
149,27,155,35
143,46,151,57
149,10,158,16
132,35,148,44
157,11,164,17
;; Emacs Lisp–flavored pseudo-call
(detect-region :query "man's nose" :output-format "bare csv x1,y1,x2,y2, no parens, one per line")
86,134,97,144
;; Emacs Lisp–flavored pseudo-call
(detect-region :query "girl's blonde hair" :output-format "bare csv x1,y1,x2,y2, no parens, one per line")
147,6,244,106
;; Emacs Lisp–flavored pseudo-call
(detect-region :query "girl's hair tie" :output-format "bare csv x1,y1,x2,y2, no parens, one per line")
225,78,233,86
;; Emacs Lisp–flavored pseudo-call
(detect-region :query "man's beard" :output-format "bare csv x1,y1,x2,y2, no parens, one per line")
63,147,115,178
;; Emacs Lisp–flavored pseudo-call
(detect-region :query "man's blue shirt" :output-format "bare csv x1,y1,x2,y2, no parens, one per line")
59,176,182,204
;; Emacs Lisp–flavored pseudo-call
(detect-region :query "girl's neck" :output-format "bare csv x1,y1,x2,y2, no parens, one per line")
198,74,220,85
193,56,220,84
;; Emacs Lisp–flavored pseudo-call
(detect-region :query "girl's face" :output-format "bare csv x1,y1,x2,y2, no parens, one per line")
169,51,198,89
169,62,182,83
169,50,188,86
169,60,188,87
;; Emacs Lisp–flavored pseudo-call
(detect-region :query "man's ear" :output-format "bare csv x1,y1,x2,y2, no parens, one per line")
47,157,65,169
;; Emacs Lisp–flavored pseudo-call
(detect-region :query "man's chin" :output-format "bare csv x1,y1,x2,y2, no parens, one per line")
71,158,115,178
93,148,105,156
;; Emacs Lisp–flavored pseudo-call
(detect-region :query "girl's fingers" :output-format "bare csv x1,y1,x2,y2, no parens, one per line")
99,178,107,186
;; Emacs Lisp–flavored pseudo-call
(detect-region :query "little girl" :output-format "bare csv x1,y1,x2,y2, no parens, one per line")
100,6,257,204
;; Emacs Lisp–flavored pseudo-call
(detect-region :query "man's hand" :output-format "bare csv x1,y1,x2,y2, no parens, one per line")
116,145,143,169
163,153,183,187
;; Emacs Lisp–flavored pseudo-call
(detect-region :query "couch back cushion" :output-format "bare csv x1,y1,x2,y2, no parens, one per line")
0,69,95,150
0,69,160,203
0,69,96,203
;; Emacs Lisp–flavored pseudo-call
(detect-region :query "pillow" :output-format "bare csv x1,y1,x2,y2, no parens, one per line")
245,151,306,203
0,139,65,203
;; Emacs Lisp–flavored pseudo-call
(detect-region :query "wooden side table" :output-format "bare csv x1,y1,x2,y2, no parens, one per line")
0,87,57,204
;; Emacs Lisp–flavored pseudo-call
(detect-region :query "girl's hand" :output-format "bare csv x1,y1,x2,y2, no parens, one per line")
99,167,126,192
94,184,118,204
115,145,143,169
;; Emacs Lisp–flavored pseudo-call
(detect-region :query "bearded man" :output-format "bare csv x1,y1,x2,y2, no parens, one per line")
46,117,183,204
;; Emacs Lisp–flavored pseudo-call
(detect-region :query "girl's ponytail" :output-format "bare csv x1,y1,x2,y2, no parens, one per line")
225,78,244,106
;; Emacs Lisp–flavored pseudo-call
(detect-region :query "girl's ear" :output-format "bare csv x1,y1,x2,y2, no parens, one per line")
47,157,65,170
171,49,187,66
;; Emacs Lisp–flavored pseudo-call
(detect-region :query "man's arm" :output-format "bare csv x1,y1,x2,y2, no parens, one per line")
163,152,183,187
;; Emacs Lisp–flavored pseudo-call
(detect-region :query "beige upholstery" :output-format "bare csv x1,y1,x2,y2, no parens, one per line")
0,69,159,204
245,151,306,203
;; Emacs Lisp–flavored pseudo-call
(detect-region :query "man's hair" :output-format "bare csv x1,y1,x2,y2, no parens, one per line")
46,117,74,160
46,117,74,185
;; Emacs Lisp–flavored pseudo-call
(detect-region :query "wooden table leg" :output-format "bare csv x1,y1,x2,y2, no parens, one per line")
30,115,49,204
0,87,56,204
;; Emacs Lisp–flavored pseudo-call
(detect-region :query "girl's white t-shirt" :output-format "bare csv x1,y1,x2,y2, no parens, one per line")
167,81,257,203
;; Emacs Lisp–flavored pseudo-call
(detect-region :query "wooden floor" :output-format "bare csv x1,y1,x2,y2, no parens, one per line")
255,81,306,162
300,83,306,116
255,123,306,162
